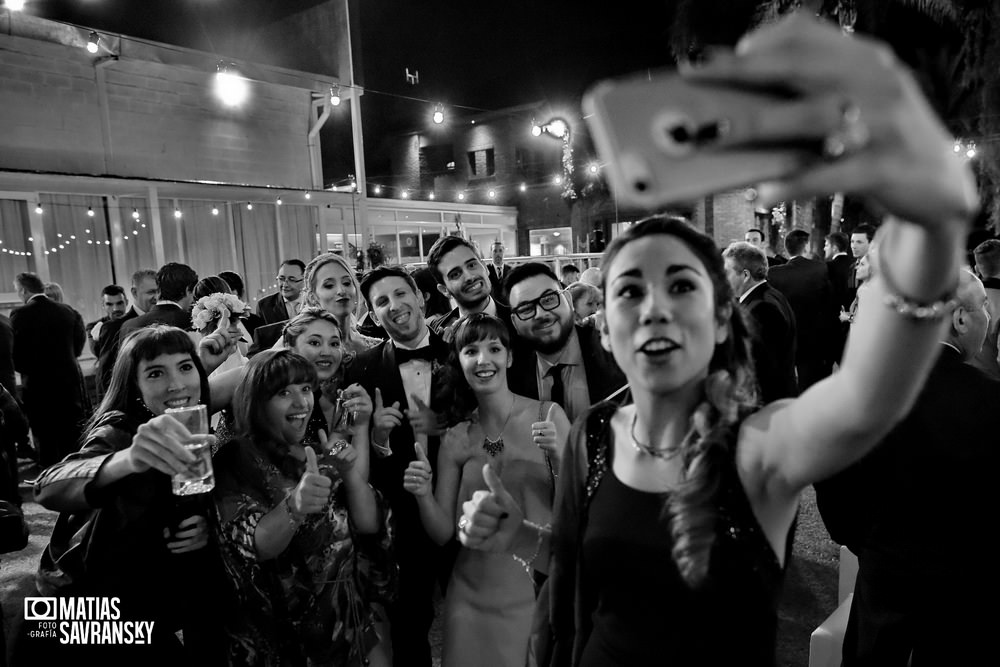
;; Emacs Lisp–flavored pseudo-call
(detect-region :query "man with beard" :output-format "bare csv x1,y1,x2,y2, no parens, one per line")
426,235,512,341
504,262,626,423
346,266,452,667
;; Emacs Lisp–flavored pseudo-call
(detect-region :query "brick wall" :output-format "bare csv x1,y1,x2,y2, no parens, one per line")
0,32,314,188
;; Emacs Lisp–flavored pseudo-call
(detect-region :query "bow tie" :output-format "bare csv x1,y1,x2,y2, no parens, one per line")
395,345,435,365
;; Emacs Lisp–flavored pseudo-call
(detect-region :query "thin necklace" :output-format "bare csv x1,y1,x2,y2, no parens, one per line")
482,395,516,457
629,413,681,460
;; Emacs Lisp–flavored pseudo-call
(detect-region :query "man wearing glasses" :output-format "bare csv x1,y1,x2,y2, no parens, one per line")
257,258,306,324
504,262,626,423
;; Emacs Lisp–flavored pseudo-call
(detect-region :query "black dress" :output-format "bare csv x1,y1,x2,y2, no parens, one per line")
577,411,791,667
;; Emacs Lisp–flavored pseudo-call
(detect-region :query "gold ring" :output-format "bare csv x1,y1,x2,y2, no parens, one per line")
458,516,469,533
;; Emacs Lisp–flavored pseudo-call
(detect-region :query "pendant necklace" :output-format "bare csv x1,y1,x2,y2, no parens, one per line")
482,395,516,457
629,413,681,460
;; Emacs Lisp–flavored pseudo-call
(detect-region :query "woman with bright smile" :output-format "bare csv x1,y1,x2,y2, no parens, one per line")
214,349,393,666
301,253,382,356
404,313,570,667
454,14,979,666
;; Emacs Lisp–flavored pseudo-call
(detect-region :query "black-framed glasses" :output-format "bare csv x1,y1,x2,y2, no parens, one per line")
276,276,304,284
512,289,566,321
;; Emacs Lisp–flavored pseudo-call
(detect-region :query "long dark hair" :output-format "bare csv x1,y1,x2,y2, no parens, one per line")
602,215,758,588
435,313,511,426
87,325,210,434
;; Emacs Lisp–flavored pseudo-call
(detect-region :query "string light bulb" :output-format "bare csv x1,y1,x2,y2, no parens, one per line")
305,192,311,200
488,189,497,200
86,31,101,54
330,84,342,106
457,192,466,201
247,202,253,210
432,103,444,125
87,207,95,217
428,192,435,200
519,183,527,192
401,190,410,199
173,208,182,219
276,196,283,205
211,206,219,216
373,185,382,195
531,120,542,137
132,208,139,219
214,61,249,108
588,163,600,174
35,204,43,214
6,0,26,12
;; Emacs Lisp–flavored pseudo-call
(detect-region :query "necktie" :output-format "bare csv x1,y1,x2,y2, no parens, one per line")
396,346,435,365
547,364,565,408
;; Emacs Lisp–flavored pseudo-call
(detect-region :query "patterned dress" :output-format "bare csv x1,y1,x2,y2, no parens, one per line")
215,443,395,666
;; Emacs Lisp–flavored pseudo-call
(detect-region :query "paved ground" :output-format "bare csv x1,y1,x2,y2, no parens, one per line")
1,457,837,666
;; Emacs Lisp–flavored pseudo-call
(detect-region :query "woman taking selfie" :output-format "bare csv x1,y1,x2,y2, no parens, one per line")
456,14,978,666
404,313,570,667
214,349,392,667
30,325,224,665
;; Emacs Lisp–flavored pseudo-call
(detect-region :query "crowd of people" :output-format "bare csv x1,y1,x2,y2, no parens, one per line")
1,12,999,667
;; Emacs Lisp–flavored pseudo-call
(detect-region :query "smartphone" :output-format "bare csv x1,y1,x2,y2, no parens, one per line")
583,69,814,209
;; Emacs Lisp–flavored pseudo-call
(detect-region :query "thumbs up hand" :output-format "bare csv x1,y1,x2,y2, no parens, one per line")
458,463,524,552
289,445,333,515
403,442,433,497
531,403,560,457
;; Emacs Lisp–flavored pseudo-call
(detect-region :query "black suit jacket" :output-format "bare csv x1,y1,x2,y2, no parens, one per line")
10,295,86,403
740,282,798,403
487,264,510,304
118,303,193,349
767,256,837,367
95,307,138,393
343,331,451,545
256,293,291,325
816,348,1000,660
826,254,856,311
0,313,16,396
248,320,288,357
507,324,628,408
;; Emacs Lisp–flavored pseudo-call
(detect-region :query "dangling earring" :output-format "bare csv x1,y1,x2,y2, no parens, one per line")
135,395,155,421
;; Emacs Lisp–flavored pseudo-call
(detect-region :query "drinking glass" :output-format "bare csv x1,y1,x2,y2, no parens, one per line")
165,404,215,496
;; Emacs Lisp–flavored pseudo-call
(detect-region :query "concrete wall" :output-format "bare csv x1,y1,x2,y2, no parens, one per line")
0,29,315,188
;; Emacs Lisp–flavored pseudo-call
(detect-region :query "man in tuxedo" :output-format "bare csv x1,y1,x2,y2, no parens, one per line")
86,284,128,358
486,240,510,302
0,313,14,401
825,232,855,362
848,223,875,292
95,269,158,393
118,262,198,342
345,266,452,667
426,235,512,340
746,227,787,267
723,242,798,403
768,229,837,390
256,258,305,325
504,262,626,423
10,272,87,467
817,269,998,665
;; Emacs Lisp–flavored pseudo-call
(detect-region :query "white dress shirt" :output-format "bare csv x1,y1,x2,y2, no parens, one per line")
396,327,433,449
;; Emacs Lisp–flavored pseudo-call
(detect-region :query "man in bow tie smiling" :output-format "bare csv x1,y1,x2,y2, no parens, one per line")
346,265,452,667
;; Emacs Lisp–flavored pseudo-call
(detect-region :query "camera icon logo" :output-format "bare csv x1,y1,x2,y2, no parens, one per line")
24,597,57,621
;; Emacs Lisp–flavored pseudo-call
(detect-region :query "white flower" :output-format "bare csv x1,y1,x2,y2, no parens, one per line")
191,292,250,333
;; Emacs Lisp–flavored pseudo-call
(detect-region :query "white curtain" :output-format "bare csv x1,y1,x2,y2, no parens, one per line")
0,199,36,291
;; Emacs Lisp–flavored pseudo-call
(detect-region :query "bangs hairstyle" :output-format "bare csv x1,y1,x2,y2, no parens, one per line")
453,312,510,352
282,307,342,347
233,349,318,442
89,325,209,433
601,215,758,589
435,313,511,426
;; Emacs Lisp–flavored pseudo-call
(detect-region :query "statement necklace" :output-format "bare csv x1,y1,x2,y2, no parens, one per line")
629,413,681,460
482,395,516,457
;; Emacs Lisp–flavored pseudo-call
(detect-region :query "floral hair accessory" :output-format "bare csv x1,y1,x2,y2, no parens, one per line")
192,292,251,333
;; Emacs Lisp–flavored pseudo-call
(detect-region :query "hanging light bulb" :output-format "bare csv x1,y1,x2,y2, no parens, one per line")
132,208,140,219
432,103,445,125
214,61,249,108
488,189,497,200
553,174,564,185
211,206,219,216
35,203,43,214
86,31,101,54
519,183,527,192
305,192,311,200
401,190,410,199
531,120,542,137
428,192,435,200
457,192,466,201
373,185,382,195
276,196,283,206
588,162,600,174
6,0,26,12
330,84,342,106
87,206,95,217
247,202,253,211
174,208,182,219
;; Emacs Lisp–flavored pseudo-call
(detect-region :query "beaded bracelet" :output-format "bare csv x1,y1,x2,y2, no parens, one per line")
878,238,959,322
512,520,550,578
